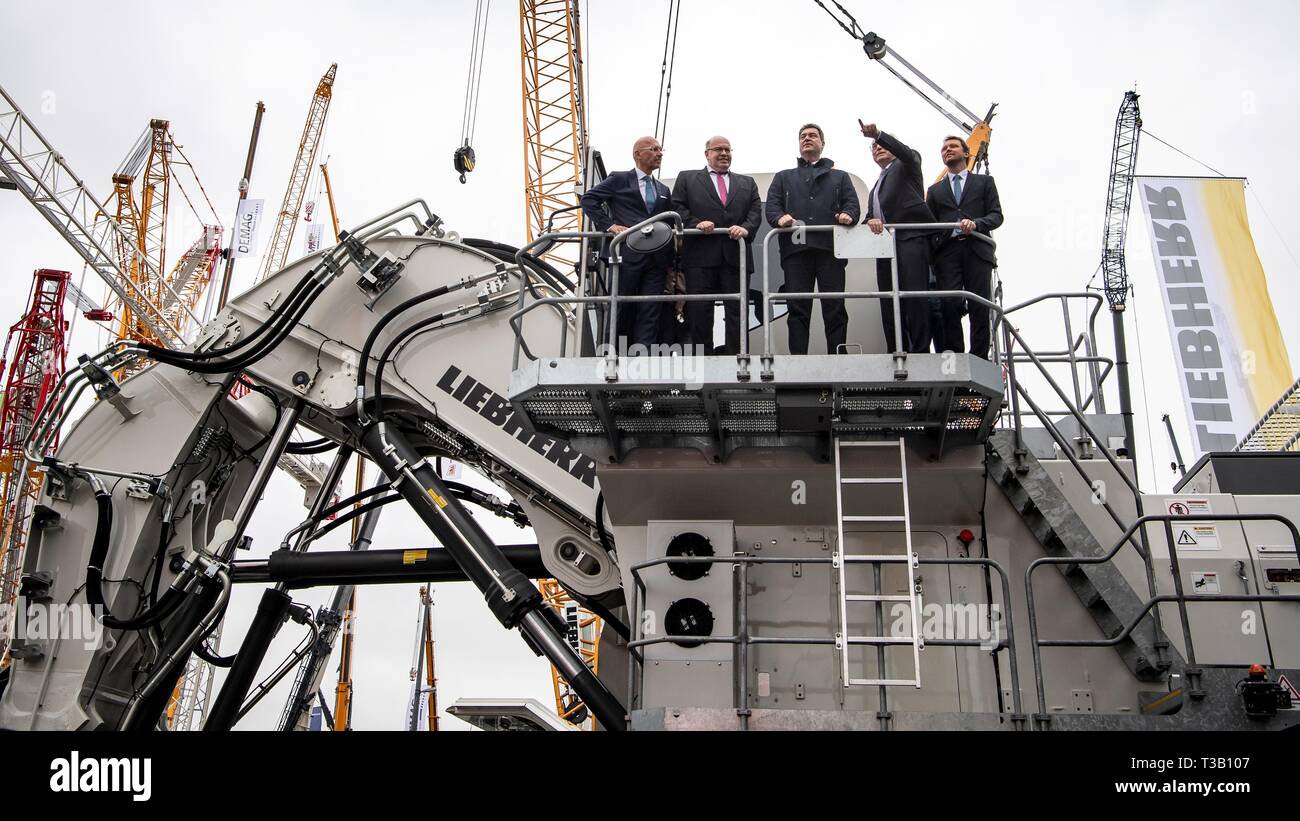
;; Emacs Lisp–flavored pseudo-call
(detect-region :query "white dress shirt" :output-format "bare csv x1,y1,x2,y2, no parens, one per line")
636,168,658,207
948,169,970,235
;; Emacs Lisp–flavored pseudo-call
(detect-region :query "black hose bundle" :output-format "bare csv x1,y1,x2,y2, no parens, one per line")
286,436,340,455
141,268,328,374
85,490,186,631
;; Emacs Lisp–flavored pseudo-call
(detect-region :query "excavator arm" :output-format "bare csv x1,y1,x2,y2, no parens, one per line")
0,200,625,731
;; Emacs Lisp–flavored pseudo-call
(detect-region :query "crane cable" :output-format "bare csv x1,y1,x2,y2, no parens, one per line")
651,0,682,158
812,0,865,39
455,0,492,183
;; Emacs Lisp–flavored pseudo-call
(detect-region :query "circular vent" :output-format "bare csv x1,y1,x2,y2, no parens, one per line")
665,531,714,580
665,598,715,648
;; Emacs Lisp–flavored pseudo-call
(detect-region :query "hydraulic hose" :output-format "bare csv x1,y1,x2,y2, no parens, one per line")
371,309,450,421
85,488,188,631
463,236,573,296
286,436,340,455
147,280,328,374
138,265,320,363
354,283,462,422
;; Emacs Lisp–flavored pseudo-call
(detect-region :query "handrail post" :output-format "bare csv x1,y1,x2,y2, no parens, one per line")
1161,519,1201,694
761,229,776,377
735,553,750,730
606,252,621,381
735,234,751,379
888,227,906,379
1060,295,1085,414
1001,321,1028,470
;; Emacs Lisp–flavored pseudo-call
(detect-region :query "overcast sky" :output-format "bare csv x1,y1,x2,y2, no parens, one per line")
2,0,1298,730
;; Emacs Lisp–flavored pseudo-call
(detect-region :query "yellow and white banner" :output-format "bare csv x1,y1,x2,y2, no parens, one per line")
1135,176,1292,456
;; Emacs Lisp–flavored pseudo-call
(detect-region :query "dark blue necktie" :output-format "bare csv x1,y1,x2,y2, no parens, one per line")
952,174,963,205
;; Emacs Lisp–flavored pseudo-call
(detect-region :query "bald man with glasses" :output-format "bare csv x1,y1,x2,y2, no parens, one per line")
580,136,677,350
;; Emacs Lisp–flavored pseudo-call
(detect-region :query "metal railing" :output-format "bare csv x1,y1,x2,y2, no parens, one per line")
997,291,1113,420
757,222,993,377
626,551,1024,730
1024,511,1300,723
509,213,751,372
507,216,1125,463
509,214,1006,375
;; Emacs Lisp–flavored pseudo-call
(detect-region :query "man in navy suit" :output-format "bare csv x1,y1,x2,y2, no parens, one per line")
580,136,676,352
925,135,1003,359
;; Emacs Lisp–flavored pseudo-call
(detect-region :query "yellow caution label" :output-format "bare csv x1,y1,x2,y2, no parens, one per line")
402,549,428,565
426,488,448,508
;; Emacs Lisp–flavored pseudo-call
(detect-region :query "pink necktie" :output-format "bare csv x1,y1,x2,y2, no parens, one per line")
715,172,728,206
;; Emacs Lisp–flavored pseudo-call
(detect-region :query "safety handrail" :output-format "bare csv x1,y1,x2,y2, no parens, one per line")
626,551,1024,730
1023,511,1300,721
758,222,993,370
508,216,1007,373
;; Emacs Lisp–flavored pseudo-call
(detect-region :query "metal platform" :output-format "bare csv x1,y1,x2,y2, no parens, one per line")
510,352,1005,462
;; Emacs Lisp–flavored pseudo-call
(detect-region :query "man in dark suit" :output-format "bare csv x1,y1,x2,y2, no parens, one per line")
765,123,860,355
926,135,1003,359
860,122,935,354
670,135,762,354
580,136,676,352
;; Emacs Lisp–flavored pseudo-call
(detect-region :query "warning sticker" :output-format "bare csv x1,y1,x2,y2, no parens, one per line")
1190,571,1220,594
1279,674,1300,710
1167,498,1212,517
1174,524,1220,550
402,549,428,565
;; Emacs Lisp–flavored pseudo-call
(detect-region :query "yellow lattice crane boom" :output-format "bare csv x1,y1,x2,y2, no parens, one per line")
257,63,337,284
518,0,603,729
519,0,588,275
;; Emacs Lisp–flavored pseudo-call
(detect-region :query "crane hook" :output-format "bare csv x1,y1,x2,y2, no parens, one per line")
453,143,476,185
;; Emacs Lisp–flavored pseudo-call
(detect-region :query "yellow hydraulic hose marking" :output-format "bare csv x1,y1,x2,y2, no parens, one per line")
403,549,428,565
427,488,448,508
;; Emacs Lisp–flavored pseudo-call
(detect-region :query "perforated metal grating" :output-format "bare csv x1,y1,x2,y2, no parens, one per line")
839,395,917,412
545,419,606,435
616,416,710,434
522,399,595,415
1236,378,1300,453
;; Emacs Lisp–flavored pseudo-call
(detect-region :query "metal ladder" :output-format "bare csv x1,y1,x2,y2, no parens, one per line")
833,436,923,688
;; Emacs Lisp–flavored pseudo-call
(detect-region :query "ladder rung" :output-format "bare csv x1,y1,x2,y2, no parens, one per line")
840,477,904,484
842,554,911,562
843,515,905,522
846,594,912,603
839,441,900,447
847,678,921,687
845,636,916,645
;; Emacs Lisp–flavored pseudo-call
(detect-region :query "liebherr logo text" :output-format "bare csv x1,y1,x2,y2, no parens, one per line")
437,365,597,488
50,752,151,802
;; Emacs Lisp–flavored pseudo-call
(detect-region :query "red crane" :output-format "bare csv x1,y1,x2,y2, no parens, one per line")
0,269,70,664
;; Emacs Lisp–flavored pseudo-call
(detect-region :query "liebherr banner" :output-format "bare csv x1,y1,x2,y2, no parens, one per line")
1135,176,1293,456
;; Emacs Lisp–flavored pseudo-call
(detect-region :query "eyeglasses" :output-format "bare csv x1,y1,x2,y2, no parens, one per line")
707,147,733,154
